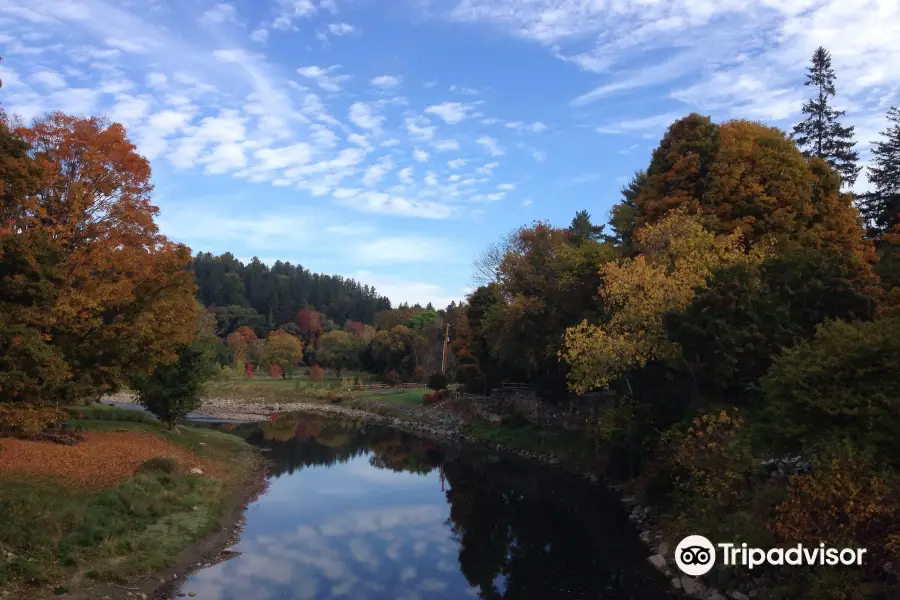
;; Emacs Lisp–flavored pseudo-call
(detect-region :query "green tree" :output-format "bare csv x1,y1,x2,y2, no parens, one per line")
859,107,900,240
606,170,646,255
131,331,219,429
667,248,878,404
317,330,362,377
791,46,861,188
261,329,304,376
568,209,605,245
759,316,900,466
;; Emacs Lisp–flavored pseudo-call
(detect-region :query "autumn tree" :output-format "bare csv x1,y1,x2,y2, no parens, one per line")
3,113,196,404
317,330,362,377
294,306,323,350
262,329,304,376
226,325,257,366
792,46,861,188
561,208,763,393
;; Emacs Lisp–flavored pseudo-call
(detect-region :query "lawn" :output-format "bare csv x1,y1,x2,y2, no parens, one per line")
0,406,262,594
358,389,432,407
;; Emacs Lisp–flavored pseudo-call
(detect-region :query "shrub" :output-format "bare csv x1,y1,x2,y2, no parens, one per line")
137,457,179,474
269,364,283,379
427,373,449,391
310,364,325,383
0,404,68,435
423,393,434,405
244,361,255,378
384,370,401,387
772,446,900,573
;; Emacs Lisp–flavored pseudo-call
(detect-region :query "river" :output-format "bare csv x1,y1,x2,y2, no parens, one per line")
179,412,678,600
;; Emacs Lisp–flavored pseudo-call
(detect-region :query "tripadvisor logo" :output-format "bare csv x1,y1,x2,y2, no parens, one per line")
674,535,868,576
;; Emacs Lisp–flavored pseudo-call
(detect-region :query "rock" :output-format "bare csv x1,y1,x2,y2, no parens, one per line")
681,575,705,596
622,495,637,506
671,578,683,590
648,554,667,571
729,592,750,600
640,530,651,543
189,594,197,598
708,593,726,600
658,541,670,557
190,467,203,475
177,593,186,597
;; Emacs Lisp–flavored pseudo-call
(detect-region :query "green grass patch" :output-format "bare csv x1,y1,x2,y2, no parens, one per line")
359,389,433,407
469,417,596,461
65,404,154,423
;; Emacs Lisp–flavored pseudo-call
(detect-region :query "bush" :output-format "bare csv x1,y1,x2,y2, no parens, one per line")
0,404,68,435
269,364,283,379
427,373,449,391
423,393,434,405
384,370,401,387
137,457,178,474
309,364,325,383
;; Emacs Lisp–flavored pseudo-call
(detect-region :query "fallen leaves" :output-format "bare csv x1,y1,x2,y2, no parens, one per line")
0,431,226,488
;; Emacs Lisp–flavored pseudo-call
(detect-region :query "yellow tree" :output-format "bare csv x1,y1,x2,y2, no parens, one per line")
262,329,304,376
560,208,765,393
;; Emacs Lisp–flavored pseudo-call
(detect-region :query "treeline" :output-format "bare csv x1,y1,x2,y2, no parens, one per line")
192,252,392,336
444,46,900,598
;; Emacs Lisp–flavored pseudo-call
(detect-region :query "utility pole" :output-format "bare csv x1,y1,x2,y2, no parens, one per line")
441,324,451,375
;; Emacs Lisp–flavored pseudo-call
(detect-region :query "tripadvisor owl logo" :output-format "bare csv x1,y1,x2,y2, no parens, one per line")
675,535,716,576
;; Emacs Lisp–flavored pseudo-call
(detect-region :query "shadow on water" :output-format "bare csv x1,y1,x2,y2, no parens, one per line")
184,413,678,600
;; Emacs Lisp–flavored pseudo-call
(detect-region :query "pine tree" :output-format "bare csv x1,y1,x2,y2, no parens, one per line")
859,107,900,238
792,46,861,188
568,210,605,245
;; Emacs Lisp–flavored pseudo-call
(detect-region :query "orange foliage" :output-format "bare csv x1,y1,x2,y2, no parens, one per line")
269,364,283,378
773,456,900,571
310,364,325,383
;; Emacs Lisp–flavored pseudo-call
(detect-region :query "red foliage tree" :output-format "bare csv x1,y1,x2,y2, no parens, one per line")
345,320,365,336
310,364,325,383
269,364,283,379
245,361,255,378
294,307,323,348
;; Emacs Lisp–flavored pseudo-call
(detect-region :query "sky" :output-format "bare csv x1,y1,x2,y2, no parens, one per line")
1,0,899,308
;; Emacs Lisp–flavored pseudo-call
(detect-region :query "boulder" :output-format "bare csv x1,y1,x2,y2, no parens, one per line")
681,575,705,596
648,554,667,571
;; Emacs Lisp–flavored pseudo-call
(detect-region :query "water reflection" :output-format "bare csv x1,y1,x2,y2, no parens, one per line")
183,413,676,600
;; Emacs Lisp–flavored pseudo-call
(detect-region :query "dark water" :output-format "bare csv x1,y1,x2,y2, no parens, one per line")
180,413,677,600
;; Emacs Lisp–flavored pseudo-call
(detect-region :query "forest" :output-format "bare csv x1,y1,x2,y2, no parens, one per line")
1,45,899,598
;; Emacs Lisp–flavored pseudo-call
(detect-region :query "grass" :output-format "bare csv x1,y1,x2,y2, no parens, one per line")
468,416,597,462
66,404,155,423
358,389,432,407
0,412,261,590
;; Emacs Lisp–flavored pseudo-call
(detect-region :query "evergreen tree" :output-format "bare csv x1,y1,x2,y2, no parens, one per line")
606,170,646,254
568,210,605,245
859,107,900,238
792,46,861,188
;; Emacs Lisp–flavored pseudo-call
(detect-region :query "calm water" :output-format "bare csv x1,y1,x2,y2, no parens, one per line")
180,413,676,600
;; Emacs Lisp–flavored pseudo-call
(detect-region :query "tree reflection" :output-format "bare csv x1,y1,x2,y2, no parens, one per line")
443,459,675,600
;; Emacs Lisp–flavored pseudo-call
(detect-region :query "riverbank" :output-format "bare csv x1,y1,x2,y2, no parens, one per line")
0,409,266,600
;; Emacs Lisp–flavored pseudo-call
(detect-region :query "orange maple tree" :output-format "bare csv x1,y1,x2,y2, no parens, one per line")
1,112,196,405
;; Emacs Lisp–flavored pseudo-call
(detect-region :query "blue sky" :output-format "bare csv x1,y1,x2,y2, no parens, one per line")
2,0,898,307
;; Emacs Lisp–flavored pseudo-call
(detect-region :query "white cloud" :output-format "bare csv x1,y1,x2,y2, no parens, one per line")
200,3,239,26
505,121,548,132
349,102,383,130
413,148,429,162
405,115,435,141
432,139,460,152
532,150,546,162
476,162,499,174
362,156,394,186
497,183,515,190
272,0,317,30
297,65,350,92
328,23,358,36
31,69,66,89
371,75,401,87
145,72,167,87
596,112,684,136
356,237,452,263
340,191,453,219
398,167,414,184
476,136,504,156
424,101,471,124
447,158,467,169
251,28,269,43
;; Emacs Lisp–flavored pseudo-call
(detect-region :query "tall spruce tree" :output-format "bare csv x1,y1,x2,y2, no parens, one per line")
859,107,900,238
792,46,861,188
